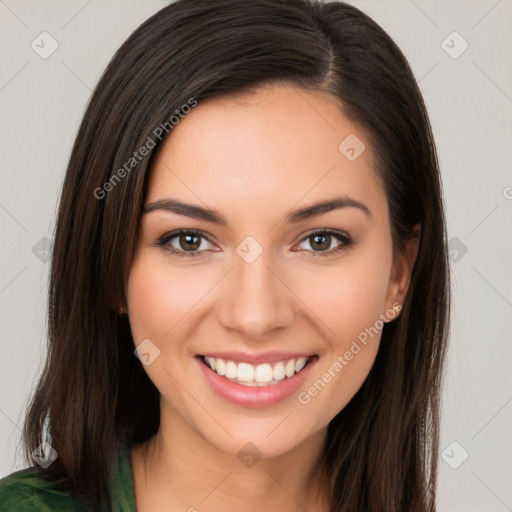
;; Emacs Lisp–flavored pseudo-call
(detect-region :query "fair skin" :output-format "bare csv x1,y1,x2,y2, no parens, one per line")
126,83,419,512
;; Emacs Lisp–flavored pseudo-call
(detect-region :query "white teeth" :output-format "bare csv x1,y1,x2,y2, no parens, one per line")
285,359,295,377
237,363,255,382
225,360,237,379
203,355,312,386
215,358,226,376
295,357,307,373
254,363,273,383
273,361,285,380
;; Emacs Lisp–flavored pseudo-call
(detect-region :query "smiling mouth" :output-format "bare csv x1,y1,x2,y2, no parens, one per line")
198,354,317,387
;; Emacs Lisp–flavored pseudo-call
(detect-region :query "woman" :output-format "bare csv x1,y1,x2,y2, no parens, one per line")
0,0,450,510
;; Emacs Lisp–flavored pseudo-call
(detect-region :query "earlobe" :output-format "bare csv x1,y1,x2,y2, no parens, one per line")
385,301,403,322
384,224,421,319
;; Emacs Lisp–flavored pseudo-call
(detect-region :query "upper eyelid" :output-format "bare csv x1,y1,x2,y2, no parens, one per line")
159,228,351,248
160,229,215,245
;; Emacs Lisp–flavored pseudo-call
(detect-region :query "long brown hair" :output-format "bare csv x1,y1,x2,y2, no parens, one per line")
21,0,450,510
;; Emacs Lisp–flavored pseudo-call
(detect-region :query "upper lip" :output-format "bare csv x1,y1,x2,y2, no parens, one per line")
198,351,317,365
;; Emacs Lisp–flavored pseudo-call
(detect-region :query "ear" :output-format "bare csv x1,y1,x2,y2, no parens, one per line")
384,224,420,320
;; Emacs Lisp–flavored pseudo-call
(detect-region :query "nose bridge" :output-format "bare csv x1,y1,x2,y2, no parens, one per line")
216,242,295,339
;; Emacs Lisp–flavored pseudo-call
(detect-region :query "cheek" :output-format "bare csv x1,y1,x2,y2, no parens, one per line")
292,243,392,419
296,247,393,344
126,254,206,343
126,256,213,406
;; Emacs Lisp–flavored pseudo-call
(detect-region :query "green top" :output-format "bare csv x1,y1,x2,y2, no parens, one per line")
0,441,136,511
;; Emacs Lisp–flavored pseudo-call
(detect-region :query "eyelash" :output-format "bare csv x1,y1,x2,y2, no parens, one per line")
157,229,353,259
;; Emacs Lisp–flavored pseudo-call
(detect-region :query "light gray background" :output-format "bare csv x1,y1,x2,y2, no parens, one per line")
1,1,511,510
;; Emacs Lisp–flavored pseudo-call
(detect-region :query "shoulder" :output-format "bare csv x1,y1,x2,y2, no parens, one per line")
0,440,135,512
0,467,88,512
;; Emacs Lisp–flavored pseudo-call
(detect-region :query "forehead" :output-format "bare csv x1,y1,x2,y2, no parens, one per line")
146,84,386,225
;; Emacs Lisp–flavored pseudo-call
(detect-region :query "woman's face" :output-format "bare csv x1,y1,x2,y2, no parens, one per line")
127,84,412,459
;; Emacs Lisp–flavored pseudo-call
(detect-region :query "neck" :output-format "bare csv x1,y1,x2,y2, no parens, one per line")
131,405,330,511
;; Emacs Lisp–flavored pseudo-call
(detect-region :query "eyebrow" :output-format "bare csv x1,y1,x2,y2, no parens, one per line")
142,196,372,225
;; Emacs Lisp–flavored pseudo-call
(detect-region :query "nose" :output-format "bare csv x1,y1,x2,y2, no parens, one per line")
216,249,297,341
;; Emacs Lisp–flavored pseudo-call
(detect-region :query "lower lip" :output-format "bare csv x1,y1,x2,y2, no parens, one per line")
195,355,317,408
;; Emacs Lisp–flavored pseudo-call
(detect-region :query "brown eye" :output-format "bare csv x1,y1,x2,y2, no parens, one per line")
158,230,214,258
177,232,201,251
309,233,332,251
297,230,353,257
